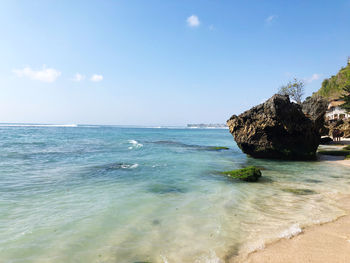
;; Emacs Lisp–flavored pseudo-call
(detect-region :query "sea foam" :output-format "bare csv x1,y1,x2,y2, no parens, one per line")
128,139,143,149
0,124,78,127
279,224,302,239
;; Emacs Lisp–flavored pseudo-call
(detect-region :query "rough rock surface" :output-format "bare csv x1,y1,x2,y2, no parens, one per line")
327,119,350,138
227,94,323,160
301,95,328,133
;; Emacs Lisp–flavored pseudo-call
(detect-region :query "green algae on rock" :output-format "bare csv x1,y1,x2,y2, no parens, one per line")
344,145,350,151
207,146,229,151
221,166,262,182
318,150,350,156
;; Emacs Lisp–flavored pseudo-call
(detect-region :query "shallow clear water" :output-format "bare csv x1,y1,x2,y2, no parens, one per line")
1,126,350,263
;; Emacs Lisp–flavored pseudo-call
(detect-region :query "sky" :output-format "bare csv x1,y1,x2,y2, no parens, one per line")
1,0,350,126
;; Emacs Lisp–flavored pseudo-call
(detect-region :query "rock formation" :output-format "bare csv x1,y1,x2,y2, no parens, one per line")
221,166,261,182
301,95,328,133
326,119,350,138
227,94,327,160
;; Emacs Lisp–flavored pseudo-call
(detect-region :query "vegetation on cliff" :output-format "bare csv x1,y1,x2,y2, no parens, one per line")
339,85,350,113
318,61,350,99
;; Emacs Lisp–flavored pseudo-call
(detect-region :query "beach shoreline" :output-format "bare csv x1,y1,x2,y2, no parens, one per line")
232,175,350,263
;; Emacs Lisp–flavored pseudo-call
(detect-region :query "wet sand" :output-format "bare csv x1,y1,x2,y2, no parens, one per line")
238,196,350,263
334,159,350,167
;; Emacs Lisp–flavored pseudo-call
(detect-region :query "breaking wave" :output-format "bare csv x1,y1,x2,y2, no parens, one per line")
0,123,78,127
128,139,143,149
279,224,302,239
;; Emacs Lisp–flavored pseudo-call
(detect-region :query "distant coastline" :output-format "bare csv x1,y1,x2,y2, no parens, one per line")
187,123,228,129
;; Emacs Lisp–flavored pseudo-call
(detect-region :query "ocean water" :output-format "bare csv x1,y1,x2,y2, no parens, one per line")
1,125,350,263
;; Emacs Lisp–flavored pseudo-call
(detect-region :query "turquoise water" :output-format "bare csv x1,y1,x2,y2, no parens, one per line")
1,126,350,263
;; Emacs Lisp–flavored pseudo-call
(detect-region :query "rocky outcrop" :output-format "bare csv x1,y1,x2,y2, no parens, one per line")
301,95,328,133
227,94,324,160
327,119,350,138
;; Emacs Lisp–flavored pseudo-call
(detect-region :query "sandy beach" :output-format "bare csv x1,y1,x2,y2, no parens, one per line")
333,159,350,167
239,191,350,263
237,150,350,263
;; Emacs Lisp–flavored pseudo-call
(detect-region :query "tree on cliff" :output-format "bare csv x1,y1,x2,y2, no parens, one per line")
278,78,305,104
340,85,350,113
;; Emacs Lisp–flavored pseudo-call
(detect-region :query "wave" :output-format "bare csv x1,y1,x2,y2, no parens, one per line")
121,163,139,169
128,139,143,149
95,162,139,171
151,140,229,151
279,224,302,239
0,123,78,127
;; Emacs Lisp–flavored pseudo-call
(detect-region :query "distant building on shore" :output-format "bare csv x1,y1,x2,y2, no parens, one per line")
325,99,349,121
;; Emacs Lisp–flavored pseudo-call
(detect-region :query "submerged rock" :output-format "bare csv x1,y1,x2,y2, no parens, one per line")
206,146,229,151
147,184,187,194
221,166,261,182
282,188,317,195
227,94,323,160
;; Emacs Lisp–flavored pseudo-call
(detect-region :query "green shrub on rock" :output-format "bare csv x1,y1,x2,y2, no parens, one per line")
221,166,262,182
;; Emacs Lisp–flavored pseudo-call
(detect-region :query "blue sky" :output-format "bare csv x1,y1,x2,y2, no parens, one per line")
1,0,350,125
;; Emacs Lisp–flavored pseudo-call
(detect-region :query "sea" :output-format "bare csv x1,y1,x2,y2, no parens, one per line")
1,124,350,263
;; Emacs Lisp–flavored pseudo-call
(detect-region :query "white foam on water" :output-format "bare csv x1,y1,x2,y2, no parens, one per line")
279,224,302,239
194,250,224,263
128,139,143,149
0,124,78,127
161,255,169,263
121,164,139,169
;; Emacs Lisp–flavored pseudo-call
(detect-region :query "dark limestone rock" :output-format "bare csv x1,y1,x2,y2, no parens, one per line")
319,137,333,145
301,95,328,133
227,94,321,160
221,166,262,182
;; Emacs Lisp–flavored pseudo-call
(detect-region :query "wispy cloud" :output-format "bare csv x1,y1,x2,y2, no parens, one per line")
305,73,321,83
90,74,103,82
72,73,85,82
187,15,200,27
265,15,277,25
13,65,61,83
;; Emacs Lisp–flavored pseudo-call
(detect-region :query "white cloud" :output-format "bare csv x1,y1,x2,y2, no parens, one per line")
187,15,200,27
305,73,321,83
265,15,277,25
13,65,61,83
73,73,85,82
90,74,103,82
